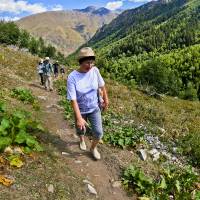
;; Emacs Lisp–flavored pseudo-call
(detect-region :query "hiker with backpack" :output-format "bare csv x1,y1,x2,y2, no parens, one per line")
43,57,54,91
37,59,44,85
67,47,109,160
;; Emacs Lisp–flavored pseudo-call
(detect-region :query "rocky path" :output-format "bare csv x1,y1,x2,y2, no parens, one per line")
28,81,134,200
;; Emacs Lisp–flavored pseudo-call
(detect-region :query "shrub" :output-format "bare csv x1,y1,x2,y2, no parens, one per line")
0,102,43,153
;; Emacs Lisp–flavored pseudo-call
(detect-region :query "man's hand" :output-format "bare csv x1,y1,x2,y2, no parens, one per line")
77,118,88,132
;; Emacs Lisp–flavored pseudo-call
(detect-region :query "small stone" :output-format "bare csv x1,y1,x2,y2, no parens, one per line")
112,181,121,188
4,146,13,154
47,184,54,193
172,156,178,162
130,151,134,154
162,151,171,160
138,149,147,161
149,149,159,155
172,147,178,154
38,96,47,101
87,184,97,195
75,160,82,164
61,152,70,156
153,152,160,161
13,147,23,154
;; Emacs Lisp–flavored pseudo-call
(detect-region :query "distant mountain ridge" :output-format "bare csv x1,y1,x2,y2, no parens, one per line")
74,6,112,16
16,7,117,55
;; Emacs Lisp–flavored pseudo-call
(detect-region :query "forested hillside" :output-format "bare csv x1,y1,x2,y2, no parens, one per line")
72,0,200,100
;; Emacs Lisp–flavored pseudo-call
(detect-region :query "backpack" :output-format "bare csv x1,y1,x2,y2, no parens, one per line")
43,63,50,74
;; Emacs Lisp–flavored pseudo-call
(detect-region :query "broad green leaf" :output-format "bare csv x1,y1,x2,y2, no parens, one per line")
118,138,124,148
23,146,32,154
26,137,37,147
0,137,12,150
1,118,10,129
15,130,28,144
17,119,27,129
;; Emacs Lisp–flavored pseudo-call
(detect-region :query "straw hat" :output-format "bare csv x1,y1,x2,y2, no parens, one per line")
78,47,95,61
39,59,43,63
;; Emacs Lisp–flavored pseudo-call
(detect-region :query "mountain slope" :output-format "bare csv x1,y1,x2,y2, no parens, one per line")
79,0,200,100
88,0,200,53
16,8,117,55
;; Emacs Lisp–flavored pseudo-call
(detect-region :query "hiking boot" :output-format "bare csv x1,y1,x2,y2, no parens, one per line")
91,147,101,160
79,140,87,151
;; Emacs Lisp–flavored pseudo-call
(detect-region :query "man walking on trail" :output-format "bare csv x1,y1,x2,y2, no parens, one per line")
67,47,109,160
53,60,59,78
43,57,53,91
37,59,44,85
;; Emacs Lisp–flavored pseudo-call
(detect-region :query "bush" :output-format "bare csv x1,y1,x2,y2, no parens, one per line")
0,102,43,153
180,132,200,166
0,21,20,45
139,58,182,96
180,82,198,101
11,88,35,104
11,87,40,110
122,165,200,199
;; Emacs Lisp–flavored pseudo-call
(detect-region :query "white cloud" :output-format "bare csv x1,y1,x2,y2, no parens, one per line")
0,16,20,21
0,0,47,14
106,1,124,10
51,4,63,11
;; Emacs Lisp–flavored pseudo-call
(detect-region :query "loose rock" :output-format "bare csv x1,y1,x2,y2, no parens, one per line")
74,160,82,164
112,181,121,188
47,184,54,193
87,184,97,195
61,152,70,156
138,149,147,161
38,96,47,101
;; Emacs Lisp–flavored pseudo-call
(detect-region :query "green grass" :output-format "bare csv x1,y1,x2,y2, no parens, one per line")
11,87,40,110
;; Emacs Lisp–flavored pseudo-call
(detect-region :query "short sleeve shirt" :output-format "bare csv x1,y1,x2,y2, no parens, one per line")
67,67,105,114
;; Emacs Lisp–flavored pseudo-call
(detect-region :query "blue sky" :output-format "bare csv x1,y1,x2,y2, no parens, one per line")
0,0,153,21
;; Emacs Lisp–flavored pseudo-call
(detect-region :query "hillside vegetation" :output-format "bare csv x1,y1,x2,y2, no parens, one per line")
69,0,200,100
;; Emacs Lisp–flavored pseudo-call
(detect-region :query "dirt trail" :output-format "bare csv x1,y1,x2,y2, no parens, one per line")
28,81,134,200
